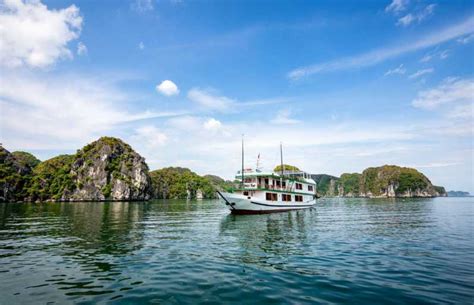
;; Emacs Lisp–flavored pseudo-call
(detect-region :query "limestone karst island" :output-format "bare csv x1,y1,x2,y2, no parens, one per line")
1,137,447,203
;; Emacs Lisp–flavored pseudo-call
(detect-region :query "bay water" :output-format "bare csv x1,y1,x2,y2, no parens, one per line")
0,198,472,304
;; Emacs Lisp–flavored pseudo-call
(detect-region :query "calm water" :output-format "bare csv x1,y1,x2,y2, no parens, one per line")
0,198,473,305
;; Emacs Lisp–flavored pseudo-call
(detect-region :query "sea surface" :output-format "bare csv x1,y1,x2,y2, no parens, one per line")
0,197,472,305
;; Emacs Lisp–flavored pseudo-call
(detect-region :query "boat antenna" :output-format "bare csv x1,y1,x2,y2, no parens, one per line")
241,134,244,187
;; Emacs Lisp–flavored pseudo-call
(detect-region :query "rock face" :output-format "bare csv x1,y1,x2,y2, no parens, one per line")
313,165,446,198
67,137,152,201
0,147,36,202
359,165,444,198
26,137,152,202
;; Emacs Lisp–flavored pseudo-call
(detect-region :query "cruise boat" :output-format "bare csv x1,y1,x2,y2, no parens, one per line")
217,141,317,214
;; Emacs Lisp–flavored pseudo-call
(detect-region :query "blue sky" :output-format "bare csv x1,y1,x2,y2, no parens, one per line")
0,0,473,192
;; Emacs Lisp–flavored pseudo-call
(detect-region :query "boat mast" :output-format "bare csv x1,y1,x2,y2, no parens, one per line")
280,142,283,189
241,135,244,188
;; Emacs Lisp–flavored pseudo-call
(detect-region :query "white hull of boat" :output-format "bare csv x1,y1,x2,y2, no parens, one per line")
218,192,316,214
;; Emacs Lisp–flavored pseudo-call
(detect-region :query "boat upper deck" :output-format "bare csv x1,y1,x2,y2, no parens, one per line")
235,168,316,185
234,168,316,195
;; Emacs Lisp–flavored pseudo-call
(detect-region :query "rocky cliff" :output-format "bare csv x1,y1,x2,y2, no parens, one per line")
24,137,152,202
358,165,444,197
68,137,151,201
314,165,446,198
0,147,38,202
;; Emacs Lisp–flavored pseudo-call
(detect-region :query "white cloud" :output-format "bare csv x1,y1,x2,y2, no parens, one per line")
385,0,409,14
139,41,145,50
271,109,300,125
239,97,289,107
397,4,436,27
0,0,82,68
408,162,460,168
203,118,222,130
420,54,433,63
187,88,235,112
447,104,473,119
287,16,473,79
457,33,474,44
420,4,436,19
412,77,474,110
0,72,182,149
131,0,153,12
439,50,449,59
156,80,179,96
397,14,415,26
77,42,87,56
133,126,168,147
408,68,434,79
167,116,202,130
185,88,287,113
384,64,406,76
136,116,417,176
420,49,449,62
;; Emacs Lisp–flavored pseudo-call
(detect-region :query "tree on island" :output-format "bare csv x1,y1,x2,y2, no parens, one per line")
273,164,300,172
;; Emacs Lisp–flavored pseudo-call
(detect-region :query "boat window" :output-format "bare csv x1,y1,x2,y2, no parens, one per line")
295,195,303,202
282,194,291,202
276,180,281,187
243,191,249,196
266,192,278,201
282,181,286,188
308,185,314,191
296,183,303,190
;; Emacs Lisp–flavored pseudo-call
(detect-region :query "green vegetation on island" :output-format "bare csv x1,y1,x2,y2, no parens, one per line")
150,167,217,199
1,137,234,202
11,151,41,169
27,154,75,201
0,146,35,202
0,138,449,202
313,165,446,198
150,167,236,200
273,164,300,172
338,173,361,196
310,174,338,196
1,137,151,202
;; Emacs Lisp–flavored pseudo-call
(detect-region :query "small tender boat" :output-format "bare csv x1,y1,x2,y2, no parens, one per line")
218,141,317,214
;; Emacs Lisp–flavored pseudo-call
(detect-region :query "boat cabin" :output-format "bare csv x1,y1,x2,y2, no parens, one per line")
234,168,316,203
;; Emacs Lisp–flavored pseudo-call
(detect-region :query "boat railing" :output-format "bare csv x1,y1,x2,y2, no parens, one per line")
239,184,296,192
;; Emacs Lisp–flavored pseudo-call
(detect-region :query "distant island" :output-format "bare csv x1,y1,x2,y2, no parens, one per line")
1,136,449,202
273,164,446,198
447,191,471,197
310,167,446,198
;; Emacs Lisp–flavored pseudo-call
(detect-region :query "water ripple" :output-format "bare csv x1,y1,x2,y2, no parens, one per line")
0,198,473,304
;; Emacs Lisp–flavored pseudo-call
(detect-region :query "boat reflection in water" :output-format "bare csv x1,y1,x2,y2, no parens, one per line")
218,208,319,272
